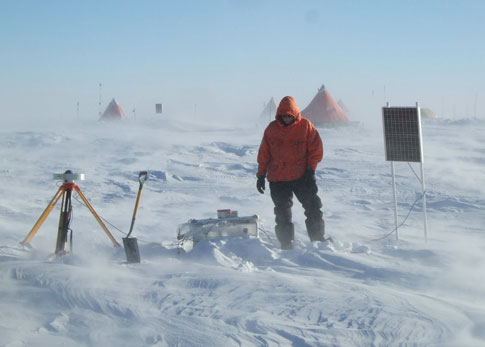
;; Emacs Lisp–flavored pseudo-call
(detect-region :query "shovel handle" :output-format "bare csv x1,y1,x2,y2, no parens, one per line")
138,171,148,186
127,171,148,238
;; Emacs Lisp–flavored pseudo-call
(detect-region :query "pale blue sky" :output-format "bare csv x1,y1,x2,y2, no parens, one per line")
1,0,484,123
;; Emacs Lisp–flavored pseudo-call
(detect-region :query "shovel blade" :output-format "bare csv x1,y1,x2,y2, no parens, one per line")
123,237,140,263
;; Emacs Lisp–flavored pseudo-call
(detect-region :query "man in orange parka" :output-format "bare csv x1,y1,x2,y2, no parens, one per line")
256,96,325,250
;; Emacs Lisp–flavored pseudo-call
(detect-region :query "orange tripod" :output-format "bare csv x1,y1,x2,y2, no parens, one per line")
21,172,120,256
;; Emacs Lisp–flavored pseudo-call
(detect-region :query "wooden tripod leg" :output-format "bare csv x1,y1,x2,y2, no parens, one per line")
21,187,65,245
75,187,121,248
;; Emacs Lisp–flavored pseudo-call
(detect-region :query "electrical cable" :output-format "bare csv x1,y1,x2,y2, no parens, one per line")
71,195,160,245
408,162,422,184
72,188,424,247
367,192,424,243
68,201,73,253
71,196,267,248
258,225,275,245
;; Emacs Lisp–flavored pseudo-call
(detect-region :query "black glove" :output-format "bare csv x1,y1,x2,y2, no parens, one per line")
256,175,266,194
304,169,316,184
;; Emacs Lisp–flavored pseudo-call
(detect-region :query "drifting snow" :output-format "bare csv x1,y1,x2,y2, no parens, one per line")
0,116,484,346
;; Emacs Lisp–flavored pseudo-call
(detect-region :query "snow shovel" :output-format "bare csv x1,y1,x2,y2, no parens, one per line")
123,171,148,263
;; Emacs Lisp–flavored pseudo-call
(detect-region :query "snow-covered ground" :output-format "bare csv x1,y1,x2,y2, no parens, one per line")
0,115,484,346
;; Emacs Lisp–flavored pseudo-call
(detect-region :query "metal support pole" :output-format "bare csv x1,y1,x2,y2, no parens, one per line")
417,102,428,242
391,161,399,240
420,162,428,242
56,188,72,255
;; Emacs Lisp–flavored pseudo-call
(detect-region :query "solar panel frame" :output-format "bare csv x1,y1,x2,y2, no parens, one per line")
382,106,423,162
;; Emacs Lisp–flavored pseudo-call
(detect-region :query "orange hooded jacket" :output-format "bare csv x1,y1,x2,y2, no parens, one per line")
257,96,323,182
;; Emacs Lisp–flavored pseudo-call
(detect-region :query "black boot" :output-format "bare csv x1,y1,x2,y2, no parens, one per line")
305,219,325,242
275,223,295,250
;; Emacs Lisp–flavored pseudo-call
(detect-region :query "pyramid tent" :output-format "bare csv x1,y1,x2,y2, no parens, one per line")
302,85,349,124
259,97,277,123
99,98,126,121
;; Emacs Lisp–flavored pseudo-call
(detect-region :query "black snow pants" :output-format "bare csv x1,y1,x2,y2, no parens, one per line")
269,176,325,247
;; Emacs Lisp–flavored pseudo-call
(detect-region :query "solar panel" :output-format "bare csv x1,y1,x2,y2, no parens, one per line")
382,106,423,162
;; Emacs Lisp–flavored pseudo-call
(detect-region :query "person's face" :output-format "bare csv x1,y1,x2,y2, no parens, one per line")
281,114,295,125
